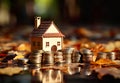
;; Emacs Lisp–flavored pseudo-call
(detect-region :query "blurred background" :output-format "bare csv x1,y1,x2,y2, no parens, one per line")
0,0,120,41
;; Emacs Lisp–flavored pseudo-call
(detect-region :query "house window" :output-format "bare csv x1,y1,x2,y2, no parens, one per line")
57,42,60,46
46,42,49,46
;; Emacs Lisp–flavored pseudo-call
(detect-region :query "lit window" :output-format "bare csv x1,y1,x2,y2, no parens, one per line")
57,42,60,46
46,42,49,46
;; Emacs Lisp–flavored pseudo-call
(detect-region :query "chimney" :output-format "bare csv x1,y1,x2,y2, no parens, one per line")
35,17,41,29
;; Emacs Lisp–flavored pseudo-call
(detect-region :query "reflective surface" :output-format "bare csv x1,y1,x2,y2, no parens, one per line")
31,68,63,83
0,63,120,83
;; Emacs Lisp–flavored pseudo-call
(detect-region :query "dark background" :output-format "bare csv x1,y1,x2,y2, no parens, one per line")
0,0,120,40
0,0,120,26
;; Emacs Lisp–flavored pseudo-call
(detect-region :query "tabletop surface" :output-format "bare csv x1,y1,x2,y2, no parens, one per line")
0,63,120,83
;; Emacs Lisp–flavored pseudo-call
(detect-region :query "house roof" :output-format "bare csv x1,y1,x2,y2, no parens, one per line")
31,21,64,37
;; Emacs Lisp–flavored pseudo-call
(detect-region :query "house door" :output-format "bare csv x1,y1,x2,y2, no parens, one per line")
51,45,57,52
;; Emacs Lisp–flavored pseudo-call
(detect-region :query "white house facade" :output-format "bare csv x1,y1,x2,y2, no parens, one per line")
43,37,62,51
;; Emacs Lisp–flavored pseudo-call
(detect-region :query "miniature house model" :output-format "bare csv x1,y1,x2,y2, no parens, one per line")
30,17,64,51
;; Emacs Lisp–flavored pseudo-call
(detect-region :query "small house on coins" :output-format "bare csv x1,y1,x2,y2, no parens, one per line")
30,17,64,52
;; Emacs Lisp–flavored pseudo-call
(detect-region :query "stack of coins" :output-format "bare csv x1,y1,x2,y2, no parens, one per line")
63,47,74,64
42,51,54,65
81,49,93,63
96,52,107,61
72,51,81,63
54,51,63,63
29,50,44,64
107,52,116,61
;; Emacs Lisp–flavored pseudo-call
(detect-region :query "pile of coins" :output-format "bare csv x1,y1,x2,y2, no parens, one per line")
81,48,93,63
96,52,116,61
80,49,93,76
42,51,54,65
72,51,81,63
62,47,82,64
63,47,74,64
107,52,116,61
96,52,107,61
28,47,116,66
54,51,64,63
29,50,44,64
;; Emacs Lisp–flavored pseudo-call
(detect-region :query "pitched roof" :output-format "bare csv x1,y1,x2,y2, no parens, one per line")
31,21,64,37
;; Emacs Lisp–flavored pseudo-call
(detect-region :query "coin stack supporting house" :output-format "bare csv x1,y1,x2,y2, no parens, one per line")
54,51,64,63
42,51,54,65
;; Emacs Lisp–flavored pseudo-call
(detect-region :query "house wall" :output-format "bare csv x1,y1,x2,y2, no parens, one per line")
30,36,42,51
43,37,62,51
